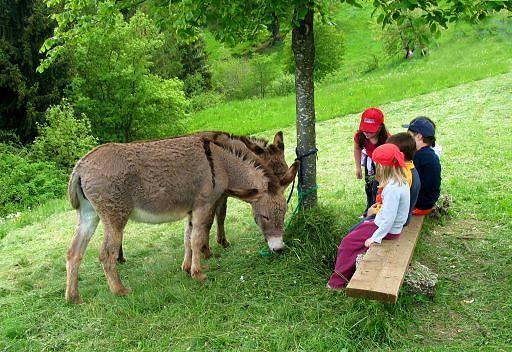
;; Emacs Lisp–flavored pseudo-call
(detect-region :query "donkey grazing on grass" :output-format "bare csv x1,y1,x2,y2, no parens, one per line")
66,134,299,303
116,131,289,263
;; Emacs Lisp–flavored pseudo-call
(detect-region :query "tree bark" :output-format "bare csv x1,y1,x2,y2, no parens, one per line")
271,12,281,46
292,8,317,209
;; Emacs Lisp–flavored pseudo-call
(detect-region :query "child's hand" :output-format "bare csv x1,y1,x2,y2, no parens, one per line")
356,167,362,179
367,204,378,216
364,238,374,248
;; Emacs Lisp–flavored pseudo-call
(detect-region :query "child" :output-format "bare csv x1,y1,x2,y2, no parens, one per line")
403,117,441,215
328,144,410,289
353,108,390,217
386,132,421,225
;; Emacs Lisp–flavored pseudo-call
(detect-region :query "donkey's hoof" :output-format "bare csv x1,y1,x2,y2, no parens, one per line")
117,256,126,264
192,271,207,281
114,286,132,296
181,261,191,273
202,247,214,259
218,239,231,248
66,294,84,305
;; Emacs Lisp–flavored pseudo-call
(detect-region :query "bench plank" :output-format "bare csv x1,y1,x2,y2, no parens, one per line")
345,215,425,303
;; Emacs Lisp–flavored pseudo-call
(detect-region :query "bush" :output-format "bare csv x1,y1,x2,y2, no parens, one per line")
188,91,225,112
30,103,98,172
212,57,258,100
250,54,280,98
0,144,67,217
268,73,295,97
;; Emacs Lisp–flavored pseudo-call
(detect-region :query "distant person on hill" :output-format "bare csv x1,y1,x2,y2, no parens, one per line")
403,117,441,215
353,108,390,217
328,144,410,289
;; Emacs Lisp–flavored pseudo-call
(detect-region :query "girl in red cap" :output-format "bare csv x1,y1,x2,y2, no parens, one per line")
354,108,390,217
328,144,410,289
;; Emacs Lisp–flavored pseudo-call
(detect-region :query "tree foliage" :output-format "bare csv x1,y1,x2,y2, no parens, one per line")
152,34,212,98
284,22,345,80
380,10,435,59
66,11,187,142
39,0,511,208
30,103,97,172
0,0,69,143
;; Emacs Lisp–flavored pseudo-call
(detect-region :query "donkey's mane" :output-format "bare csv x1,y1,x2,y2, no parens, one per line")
208,131,269,148
127,131,270,147
206,137,280,194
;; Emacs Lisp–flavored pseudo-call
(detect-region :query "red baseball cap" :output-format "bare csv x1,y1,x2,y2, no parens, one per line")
373,143,406,168
359,108,384,133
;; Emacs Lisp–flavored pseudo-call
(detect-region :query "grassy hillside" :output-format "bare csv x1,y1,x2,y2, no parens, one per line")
1,73,511,351
189,8,511,135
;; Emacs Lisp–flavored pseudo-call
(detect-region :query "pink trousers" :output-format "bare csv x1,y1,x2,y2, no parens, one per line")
327,220,400,289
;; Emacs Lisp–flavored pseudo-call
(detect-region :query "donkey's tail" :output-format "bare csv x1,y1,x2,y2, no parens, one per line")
68,171,83,210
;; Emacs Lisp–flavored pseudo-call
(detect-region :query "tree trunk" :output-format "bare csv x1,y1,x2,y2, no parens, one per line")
292,8,317,209
271,12,281,46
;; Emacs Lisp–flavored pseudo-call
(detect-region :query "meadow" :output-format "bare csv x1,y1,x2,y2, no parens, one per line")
2,3,512,350
1,72,511,351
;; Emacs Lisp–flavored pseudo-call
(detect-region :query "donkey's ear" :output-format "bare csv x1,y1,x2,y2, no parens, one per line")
225,188,260,201
240,136,265,155
273,131,284,151
280,160,299,188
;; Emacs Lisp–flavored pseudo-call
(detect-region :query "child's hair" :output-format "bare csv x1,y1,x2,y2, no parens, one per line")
408,116,436,147
376,163,407,188
386,133,416,161
356,123,389,149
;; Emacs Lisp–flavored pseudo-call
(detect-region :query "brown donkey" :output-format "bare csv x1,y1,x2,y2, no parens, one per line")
66,135,299,303
116,131,289,263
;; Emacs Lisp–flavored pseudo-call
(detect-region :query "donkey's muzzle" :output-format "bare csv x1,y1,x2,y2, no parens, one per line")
267,236,285,252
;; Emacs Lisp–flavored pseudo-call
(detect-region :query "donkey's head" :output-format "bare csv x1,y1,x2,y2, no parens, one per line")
240,131,288,178
226,160,299,252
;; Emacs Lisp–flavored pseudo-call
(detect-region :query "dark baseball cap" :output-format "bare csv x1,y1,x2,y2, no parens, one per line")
403,117,435,137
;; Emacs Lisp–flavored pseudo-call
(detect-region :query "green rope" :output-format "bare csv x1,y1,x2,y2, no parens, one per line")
286,183,319,228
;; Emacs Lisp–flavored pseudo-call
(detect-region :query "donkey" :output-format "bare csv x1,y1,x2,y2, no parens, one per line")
116,131,289,263
65,134,299,303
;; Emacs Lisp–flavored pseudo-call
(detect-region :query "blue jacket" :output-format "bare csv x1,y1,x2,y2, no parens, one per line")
413,146,441,210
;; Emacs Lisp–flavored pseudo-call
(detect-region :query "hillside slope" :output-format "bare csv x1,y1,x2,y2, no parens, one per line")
1,73,511,350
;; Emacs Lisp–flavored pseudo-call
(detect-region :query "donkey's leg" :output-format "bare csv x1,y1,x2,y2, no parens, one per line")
117,243,126,264
66,202,99,304
99,218,131,296
190,206,216,281
181,214,193,273
215,195,230,248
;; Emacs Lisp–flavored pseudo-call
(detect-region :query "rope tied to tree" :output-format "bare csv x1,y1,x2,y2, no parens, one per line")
286,146,319,226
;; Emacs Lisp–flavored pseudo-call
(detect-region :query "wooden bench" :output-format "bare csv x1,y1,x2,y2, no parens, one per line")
345,215,425,303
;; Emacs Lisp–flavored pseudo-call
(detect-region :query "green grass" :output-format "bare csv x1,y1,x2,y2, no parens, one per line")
1,73,511,351
187,11,511,135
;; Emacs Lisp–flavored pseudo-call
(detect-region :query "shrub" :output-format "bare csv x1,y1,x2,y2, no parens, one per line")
250,54,280,98
30,103,98,172
0,144,67,217
212,57,258,100
268,73,295,97
188,91,225,112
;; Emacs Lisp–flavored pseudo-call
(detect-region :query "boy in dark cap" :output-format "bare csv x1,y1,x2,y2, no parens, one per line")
403,117,441,215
